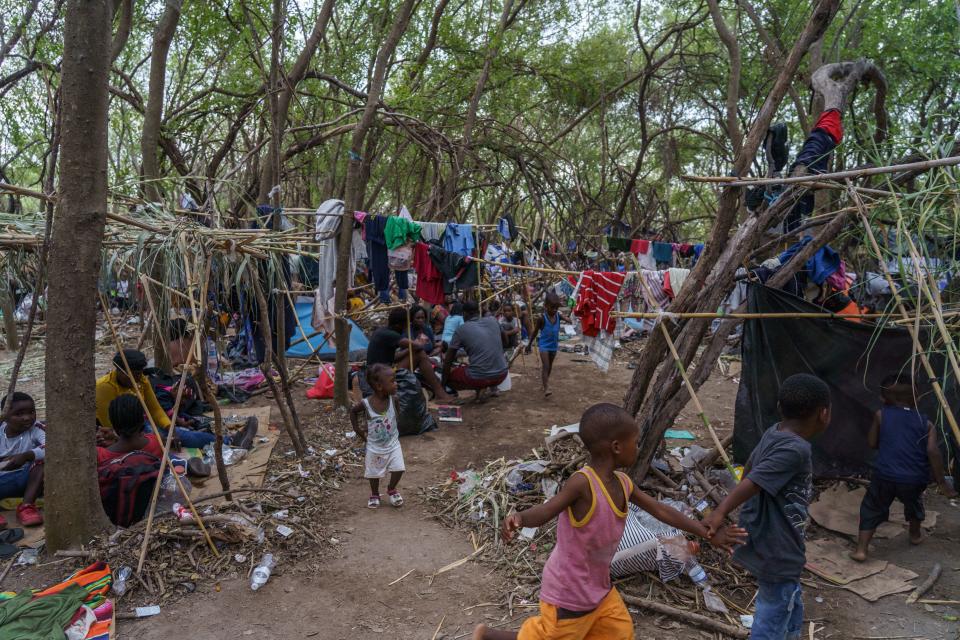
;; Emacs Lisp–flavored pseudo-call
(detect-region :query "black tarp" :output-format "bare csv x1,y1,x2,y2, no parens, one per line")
735,284,958,477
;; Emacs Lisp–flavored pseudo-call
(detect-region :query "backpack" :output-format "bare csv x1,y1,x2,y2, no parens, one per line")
97,451,162,527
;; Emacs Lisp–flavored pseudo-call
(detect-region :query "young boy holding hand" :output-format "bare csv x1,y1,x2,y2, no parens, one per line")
703,373,832,640
473,403,746,640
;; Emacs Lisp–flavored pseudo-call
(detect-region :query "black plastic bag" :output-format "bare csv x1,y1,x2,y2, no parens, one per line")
394,368,437,436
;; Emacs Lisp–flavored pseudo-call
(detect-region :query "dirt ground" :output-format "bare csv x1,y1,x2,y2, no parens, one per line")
4,340,957,639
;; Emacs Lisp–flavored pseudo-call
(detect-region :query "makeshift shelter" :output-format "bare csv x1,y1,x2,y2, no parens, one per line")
286,300,368,360
734,284,959,477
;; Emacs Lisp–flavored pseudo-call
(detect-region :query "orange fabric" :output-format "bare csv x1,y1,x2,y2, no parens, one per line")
517,588,634,640
35,562,112,600
837,300,864,323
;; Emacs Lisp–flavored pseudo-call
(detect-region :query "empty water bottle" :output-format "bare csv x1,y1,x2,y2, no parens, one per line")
687,560,708,587
250,553,276,591
113,566,132,596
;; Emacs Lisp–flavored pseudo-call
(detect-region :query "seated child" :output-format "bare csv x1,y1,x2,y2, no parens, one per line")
499,303,521,350
97,395,164,465
851,373,957,561
0,392,44,526
350,364,405,509
441,302,464,352
473,403,745,640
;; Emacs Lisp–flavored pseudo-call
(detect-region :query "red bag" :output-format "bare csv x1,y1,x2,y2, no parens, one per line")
306,363,335,399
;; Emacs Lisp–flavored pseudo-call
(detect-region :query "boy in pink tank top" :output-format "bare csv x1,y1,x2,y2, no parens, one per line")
473,403,746,640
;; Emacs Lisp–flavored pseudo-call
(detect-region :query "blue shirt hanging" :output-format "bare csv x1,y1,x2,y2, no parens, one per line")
443,223,475,256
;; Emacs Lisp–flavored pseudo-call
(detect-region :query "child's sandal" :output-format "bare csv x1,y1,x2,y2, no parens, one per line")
367,495,381,509
387,490,404,507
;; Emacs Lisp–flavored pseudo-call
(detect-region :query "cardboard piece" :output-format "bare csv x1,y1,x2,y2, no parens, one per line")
190,406,278,502
841,564,918,602
804,537,887,584
808,484,939,539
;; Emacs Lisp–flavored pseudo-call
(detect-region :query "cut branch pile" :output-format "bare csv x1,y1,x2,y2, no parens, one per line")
421,430,758,636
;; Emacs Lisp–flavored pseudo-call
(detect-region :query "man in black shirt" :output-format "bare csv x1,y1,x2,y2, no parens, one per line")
366,308,454,402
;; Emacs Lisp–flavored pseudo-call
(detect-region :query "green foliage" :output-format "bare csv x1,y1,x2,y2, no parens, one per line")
0,0,956,242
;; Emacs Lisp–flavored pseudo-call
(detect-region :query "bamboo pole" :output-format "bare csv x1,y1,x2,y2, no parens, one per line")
850,182,960,448
97,292,219,565
682,154,960,187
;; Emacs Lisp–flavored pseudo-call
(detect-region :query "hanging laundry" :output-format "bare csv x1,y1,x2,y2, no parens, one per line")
677,243,694,258
692,243,705,265
664,268,690,298
413,242,445,304
442,222,475,256
428,242,479,293
573,270,626,337
419,221,446,242
312,199,357,332
366,215,410,302
651,241,674,265
607,236,631,252
778,236,842,285
582,330,617,372
398,204,413,220
384,216,421,250
638,269,670,310
497,217,512,241
353,211,368,224
631,239,656,270
630,238,649,256
484,242,510,283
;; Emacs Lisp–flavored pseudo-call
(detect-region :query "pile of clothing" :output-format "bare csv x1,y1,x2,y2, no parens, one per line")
0,562,114,639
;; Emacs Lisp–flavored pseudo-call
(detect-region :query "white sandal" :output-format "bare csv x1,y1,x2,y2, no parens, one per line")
367,495,381,509
388,491,404,507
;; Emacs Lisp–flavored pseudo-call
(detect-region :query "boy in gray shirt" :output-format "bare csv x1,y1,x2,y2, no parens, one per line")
704,373,831,640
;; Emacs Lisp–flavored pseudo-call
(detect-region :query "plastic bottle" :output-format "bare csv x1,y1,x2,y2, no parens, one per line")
113,566,132,596
687,560,709,587
206,338,219,377
250,553,276,591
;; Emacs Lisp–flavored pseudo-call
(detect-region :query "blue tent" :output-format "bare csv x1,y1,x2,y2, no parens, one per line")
286,301,369,361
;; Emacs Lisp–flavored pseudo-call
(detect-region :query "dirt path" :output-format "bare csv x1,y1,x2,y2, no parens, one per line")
123,351,960,639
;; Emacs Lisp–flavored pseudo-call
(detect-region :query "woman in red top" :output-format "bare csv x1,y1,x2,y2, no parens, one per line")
96,395,165,465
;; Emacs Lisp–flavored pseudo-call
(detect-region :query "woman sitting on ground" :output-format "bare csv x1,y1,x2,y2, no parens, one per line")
410,305,440,357
96,395,164,465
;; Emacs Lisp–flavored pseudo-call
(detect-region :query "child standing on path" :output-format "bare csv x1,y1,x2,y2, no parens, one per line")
851,373,956,561
526,292,561,397
473,403,745,640
703,373,832,640
350,364,405,509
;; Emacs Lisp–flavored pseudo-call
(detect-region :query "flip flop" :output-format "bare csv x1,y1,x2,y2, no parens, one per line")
0,543,17,559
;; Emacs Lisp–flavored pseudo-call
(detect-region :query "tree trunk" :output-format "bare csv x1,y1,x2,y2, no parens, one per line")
45,0,112,551
625,0,842,480
333,0,417,406
438,0,516,217
257,0,336,204
140,0,184,202
1,284,17,351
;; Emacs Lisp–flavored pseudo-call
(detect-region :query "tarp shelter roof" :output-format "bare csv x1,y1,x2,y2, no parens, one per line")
734,284,958,477
286,301,368,361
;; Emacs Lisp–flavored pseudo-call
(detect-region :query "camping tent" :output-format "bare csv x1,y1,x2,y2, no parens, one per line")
734,284,958,477
286,301,368,361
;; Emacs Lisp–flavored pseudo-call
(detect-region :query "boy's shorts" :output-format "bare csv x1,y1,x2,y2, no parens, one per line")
518,588,633,640
0,463,34,500
859,477,926,531
364,447,405,479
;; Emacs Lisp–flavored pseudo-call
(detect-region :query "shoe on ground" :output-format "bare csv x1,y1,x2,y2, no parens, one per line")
187,457,212,478
16,503,42,527
368,495,381,509
388,490,404,507
235,417,259,450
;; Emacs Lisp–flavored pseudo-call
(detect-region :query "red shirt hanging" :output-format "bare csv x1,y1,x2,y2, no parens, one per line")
574,270,626,337
413,242,445,304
